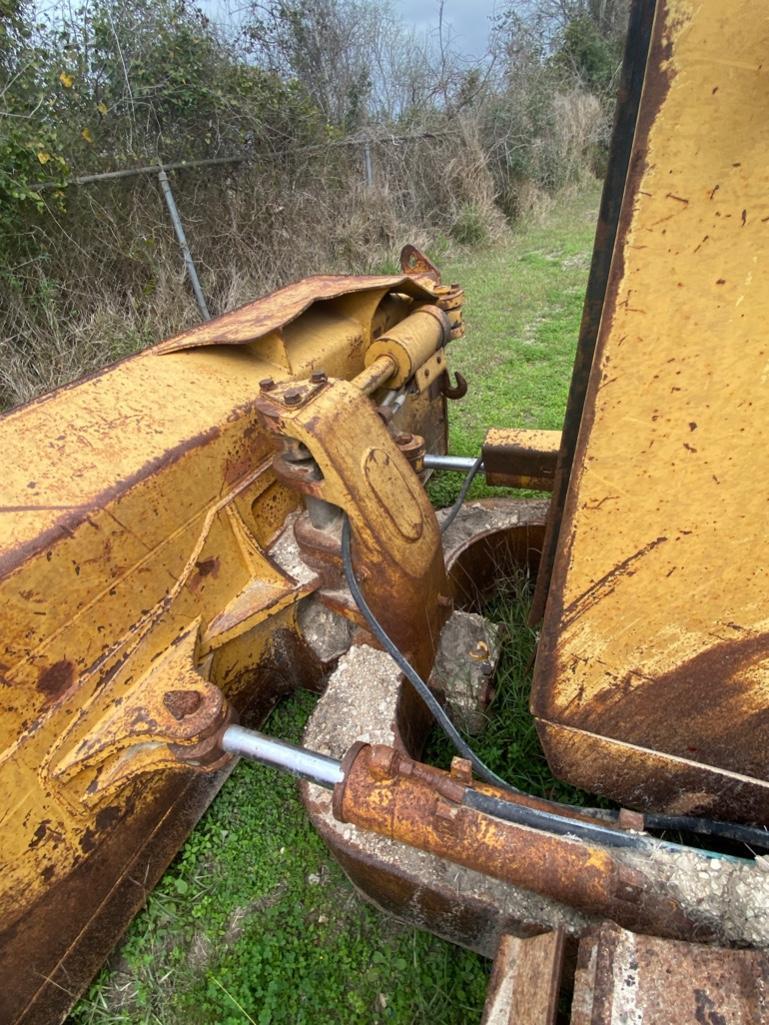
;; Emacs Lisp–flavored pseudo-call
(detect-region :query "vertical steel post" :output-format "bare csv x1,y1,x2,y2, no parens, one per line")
158,169,211,321
363,141,374,188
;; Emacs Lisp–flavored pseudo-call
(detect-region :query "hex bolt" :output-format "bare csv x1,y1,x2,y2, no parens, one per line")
259,377,275,392
310,370,328,385
396,432,413,446
284,388,302,406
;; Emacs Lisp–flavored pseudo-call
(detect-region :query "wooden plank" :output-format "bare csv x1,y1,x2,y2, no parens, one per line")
481,930,565,1025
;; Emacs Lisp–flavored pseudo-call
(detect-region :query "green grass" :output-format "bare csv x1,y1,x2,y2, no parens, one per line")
71,695,489,1025
69,184,600,1025
427,185,599,508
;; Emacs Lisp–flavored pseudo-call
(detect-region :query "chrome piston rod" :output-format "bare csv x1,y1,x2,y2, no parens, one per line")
423,454,484,472
219,728,755,858
221,724,343,788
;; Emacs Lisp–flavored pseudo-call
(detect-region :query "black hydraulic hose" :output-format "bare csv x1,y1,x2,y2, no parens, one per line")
464,791,746,861
340,514,740,857
644,812,769,851
466,790,652,851
341,514,516,792
440,454,484,534
343,497,767,856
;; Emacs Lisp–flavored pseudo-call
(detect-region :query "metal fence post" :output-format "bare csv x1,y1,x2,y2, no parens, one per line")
363,141,374,189
158,169,211,321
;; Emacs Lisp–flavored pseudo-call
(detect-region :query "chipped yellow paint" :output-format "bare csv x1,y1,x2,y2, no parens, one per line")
254,363,448,679
533,0,769,820
0,271,452,1023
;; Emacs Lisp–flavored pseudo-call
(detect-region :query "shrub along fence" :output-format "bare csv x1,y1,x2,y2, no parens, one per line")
2,0,624,408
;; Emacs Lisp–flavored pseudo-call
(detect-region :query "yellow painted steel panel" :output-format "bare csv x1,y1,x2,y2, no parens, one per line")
532,0,769,819
0,270,450,1024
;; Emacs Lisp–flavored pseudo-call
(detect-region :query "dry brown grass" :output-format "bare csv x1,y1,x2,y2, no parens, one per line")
1,95,604,409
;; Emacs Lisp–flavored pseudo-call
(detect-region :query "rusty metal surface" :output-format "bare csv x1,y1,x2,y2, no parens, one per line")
571,923,769,1025
440,370,468,400
2,765,234,1025
301,501,560,956
1,277,441,575
0,624,318,1025
532,0,769,820
400,244,440,283
308,795,565,957
255,366,449,679
483,428,561,490
531,0,657,623
445,498,548,610
154,273,436,353
332,742,701,941
393,431,427,479
0,270,450,1024
481,931,565,1025
537,721,769,825
49,625,234,808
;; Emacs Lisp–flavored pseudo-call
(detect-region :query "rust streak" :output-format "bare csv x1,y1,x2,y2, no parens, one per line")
561,536,668,626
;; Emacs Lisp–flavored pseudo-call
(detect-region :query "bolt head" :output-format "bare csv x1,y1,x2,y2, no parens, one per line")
310,370,328,385
259,377,275,392
284,388,302,406
163,689,203,720
369,745,399,781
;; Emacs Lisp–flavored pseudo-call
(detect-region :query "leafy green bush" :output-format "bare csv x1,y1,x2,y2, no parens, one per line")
0,0,619,408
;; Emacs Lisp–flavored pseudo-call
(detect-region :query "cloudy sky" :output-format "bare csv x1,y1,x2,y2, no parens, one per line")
391,0,499,59
201,0,501,62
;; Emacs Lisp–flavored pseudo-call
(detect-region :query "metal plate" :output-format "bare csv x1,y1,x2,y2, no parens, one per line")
571,923,769,1025
483,428,561,490
0,273,448,1024
532,0,769,820
530,0,657,622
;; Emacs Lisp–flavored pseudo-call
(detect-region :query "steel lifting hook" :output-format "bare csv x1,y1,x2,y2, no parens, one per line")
441,371,468,400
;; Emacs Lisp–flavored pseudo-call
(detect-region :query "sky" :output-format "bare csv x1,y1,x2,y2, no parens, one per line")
198,0,501,63
392,0,499,60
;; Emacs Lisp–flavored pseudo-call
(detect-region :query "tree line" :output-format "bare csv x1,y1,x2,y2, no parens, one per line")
0,0,629,405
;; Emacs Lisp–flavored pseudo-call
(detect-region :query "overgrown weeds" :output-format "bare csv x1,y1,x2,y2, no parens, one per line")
425,568,603,807
1,132,511,408
1,0,623,408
